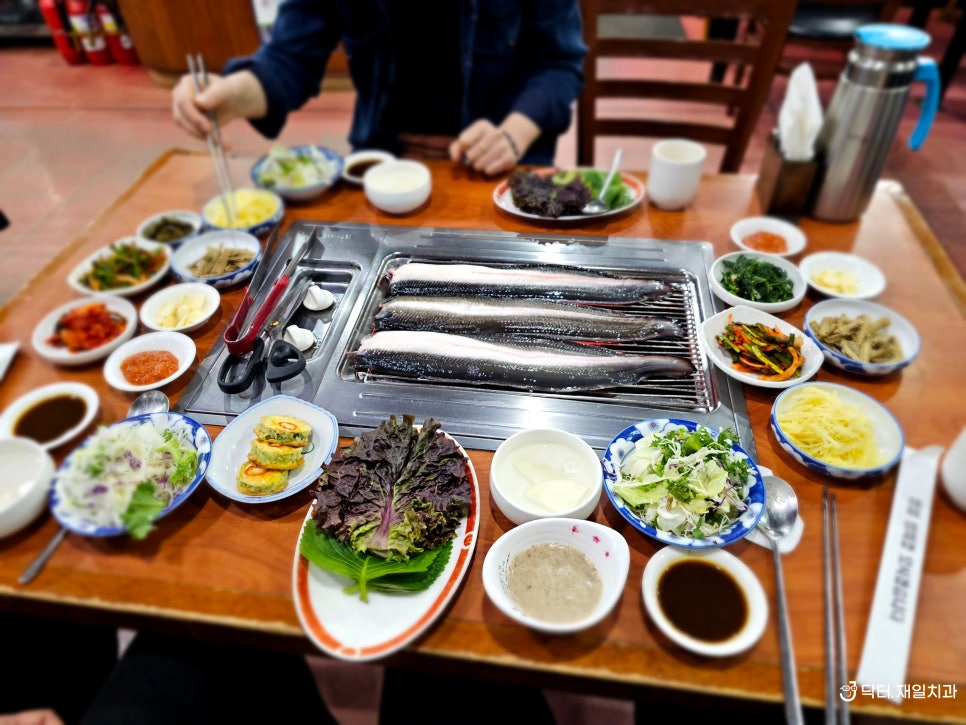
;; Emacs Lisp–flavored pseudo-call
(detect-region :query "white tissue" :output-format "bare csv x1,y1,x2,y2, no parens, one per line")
303,285,335,311
283,325,315,352
778,63,824,162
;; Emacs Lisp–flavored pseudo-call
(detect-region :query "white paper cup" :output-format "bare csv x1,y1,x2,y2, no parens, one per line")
647,139,707,210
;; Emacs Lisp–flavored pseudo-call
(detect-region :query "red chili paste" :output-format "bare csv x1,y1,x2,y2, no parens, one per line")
120,350,179,386
742,231,788,254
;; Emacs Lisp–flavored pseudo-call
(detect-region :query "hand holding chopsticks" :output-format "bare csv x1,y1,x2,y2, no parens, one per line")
824,488,849,724
186,53,237,226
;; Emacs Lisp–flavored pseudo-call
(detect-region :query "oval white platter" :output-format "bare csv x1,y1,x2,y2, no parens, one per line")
292,431,479,662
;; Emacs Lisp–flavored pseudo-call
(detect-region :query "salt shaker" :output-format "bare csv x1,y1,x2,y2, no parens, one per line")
940,426,966,512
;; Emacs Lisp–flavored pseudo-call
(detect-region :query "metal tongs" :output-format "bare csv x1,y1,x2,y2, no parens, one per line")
187,53,238,226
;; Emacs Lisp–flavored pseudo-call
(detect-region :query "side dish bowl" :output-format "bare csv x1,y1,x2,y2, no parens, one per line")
698,304,822,390
0,381,99,451
102,331,196,393
482,518,630,635
490,428,602,525
0,437,55,539
170,230,262,289
798,251,886,300
342,149,395,185
32,295,137,367
642,546,768,657
730,216,807,258
709,251,807,314
251,144,343,202
804,298,920,376
363,159,431,214
139,282,221,334
136,209,203,249
67,237,170,298
201,187,284,238
770,382,904,480
602,419,765,548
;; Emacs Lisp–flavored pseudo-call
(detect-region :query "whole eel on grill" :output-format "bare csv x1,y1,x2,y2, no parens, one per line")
387,262,669,303
350,330,695,393
374,295,683,341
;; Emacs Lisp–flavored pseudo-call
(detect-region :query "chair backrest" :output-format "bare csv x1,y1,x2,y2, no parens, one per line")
577,0,797,173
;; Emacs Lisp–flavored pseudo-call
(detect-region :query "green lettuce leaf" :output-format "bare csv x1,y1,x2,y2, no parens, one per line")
120,482,166,540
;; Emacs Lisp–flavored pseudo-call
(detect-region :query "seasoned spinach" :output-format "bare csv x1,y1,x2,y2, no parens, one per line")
719,255,794,303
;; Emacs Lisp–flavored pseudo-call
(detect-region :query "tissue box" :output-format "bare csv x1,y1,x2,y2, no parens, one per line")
756,132,818,218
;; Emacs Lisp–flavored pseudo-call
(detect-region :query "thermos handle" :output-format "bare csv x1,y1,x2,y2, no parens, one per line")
909,57,939,151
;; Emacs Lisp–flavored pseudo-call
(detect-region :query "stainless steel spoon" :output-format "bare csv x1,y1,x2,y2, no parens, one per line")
759,475,805,725
582,148,623,214
18,391,171,585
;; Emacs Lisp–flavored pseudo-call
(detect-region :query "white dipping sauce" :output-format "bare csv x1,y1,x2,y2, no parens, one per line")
367,166,425,193
507,542,603,623
493,440,593,514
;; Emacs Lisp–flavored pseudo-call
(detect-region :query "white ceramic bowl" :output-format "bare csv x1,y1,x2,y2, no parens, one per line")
250,144,343,202
490,428,602,525
201,187,284,238
136,209,203,249
730,216,807,258
0,382,99,451
710,251,807,314
102,331,196,392
482,518,630,635
804,298,920,376
67,237,171,297
342,149,395,185
770,382,904,481
363,159,431,214
139,282,221,334
0,437,55,538
32,295,138,367
699,304,822,389
642,546,768,657
799,251,886,299
170,230,262,289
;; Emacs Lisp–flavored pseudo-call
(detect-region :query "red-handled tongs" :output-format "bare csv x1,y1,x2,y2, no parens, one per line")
223,226,319,355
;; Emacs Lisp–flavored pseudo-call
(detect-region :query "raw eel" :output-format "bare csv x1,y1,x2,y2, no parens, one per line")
374,296,684,341
350,330,694,392
387,262,669,303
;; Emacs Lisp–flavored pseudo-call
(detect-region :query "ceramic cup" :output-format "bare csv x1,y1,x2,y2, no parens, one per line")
647,139,707,210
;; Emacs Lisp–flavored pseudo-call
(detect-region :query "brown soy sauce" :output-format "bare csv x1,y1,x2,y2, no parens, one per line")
346,159,384,178
14,394,87,446
657,559,747,642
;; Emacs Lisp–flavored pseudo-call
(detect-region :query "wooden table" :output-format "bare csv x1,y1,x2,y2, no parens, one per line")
2,150,964,722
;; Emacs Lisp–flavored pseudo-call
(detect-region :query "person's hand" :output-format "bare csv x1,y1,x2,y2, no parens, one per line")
171,70,268,141
0,709,64,725
449,120,519,176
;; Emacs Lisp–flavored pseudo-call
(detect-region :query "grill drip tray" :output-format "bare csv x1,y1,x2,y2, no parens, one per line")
176,222,755,457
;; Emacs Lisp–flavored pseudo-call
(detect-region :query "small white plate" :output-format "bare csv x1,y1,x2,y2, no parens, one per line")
205,396,339,504
103,331,196,392
139,282,221,334
799,252,886,299
642,546,768,657
32,295,137,367
67,237,171,297
699,304,822,389
730,216,807,257
342,150,395,185
709,251,807,314
492,169,645,223
0,381,99,451
136,209,203,249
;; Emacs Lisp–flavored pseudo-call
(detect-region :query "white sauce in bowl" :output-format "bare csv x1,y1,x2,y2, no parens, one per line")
507,542,603,623
367,166,426,193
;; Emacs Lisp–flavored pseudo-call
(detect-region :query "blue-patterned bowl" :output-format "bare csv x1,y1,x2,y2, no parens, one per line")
602,419,764,549
804,298,920,377
201,188,284,238
50,412,211,537
251,145,343,202
170,230,262,289
770,382,904,480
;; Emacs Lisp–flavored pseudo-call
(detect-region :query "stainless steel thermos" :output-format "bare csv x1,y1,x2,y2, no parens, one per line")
809,24,939,223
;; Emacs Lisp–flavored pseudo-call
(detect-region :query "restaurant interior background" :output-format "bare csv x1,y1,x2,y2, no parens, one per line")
0,0,963,722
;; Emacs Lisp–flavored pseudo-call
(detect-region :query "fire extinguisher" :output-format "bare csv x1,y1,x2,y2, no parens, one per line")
65,0,112,66
95,0,139,66
38,0,86,65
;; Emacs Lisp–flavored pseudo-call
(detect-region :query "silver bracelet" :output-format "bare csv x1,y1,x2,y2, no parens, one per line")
501,130,521,160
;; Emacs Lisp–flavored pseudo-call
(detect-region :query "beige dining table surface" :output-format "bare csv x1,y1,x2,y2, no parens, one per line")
1,149,964,722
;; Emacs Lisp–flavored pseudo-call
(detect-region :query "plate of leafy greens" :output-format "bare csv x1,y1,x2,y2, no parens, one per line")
493,168,644,222
293,414,479,662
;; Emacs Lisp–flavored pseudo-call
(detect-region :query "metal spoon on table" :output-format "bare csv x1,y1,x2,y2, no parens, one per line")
582,148,623,214
758,475,805,725
18,391,170,585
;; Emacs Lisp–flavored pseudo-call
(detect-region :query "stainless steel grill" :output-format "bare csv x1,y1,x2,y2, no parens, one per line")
176,222,754,457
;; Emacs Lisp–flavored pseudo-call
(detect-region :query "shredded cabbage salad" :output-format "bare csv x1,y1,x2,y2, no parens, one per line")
613,426,753,538
255,144,337,189
55,418,199,535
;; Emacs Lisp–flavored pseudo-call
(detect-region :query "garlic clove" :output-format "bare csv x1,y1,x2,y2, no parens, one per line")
283,325,315,352
303,284,335,311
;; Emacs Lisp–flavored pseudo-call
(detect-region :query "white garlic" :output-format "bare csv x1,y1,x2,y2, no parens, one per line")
283,325,315,352
303,284,335,311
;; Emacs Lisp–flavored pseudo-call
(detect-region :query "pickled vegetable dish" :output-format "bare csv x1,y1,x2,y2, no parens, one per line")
78,242,167,292
715,317,805,381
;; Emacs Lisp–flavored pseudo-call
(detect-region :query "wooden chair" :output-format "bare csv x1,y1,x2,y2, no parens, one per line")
577,0,797,173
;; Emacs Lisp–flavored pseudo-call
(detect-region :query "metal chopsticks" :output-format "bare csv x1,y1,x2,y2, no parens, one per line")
824,488,849,724
186,53,237,226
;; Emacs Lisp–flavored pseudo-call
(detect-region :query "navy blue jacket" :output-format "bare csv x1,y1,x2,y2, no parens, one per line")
224,0,587,165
